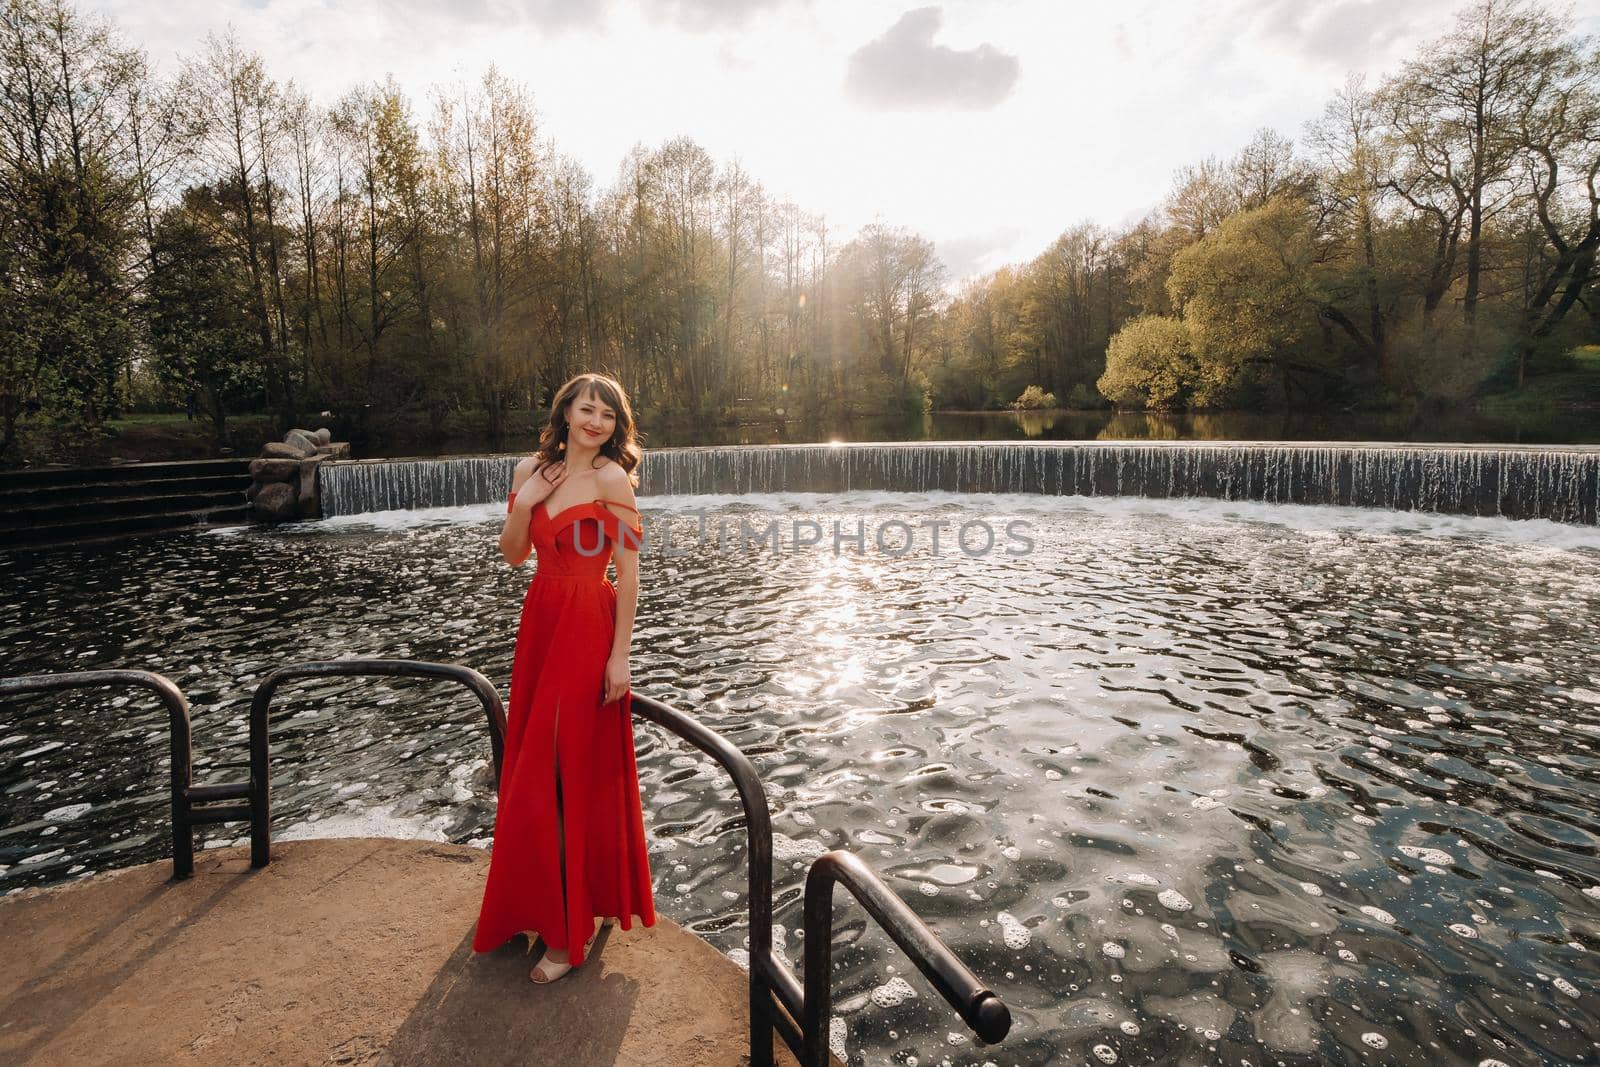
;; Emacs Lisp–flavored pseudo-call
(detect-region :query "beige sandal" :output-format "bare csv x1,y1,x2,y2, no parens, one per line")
530,918,614,984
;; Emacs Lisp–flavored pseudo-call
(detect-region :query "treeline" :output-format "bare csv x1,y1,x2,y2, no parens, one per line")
0,0,949,457
2,0,1597,463
1026,0,1599,412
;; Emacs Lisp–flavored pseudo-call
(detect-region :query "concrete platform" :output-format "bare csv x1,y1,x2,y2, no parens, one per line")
0,838,832,1066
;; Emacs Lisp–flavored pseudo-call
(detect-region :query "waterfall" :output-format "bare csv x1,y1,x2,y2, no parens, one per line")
318,442,1600,525
319,456,516,516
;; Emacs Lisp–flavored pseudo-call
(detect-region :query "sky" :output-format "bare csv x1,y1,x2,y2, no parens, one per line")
92,0,1600,287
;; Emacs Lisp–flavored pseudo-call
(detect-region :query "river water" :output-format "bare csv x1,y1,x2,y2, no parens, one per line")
2,492,1597,1065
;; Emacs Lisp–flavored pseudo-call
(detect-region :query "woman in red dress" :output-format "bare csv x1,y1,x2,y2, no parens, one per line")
473,372,657,983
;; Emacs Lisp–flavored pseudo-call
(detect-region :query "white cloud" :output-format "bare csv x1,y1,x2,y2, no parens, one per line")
641,0,810,31
844,6,1021,110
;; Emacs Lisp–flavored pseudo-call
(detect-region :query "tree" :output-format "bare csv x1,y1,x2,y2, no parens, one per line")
145,190,263,445
1168,197,1347,405
1307,75,1400,374
835,222,945,390
1383,0,1571,351
185,34,289,421
1098,315,1196,409
1508,35,1600,381
0,0,145,454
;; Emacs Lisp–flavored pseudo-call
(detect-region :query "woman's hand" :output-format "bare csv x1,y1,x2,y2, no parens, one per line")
513,460,566,511
602,653,630,706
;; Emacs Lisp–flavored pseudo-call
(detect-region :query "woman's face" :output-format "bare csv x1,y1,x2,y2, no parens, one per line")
566,388,617,447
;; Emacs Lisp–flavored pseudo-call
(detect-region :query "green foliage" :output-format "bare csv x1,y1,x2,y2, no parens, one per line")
1065,382,1108,410
145,193,266,439
927,359,988,409
1099,315,1198,409
905,371,934,416
1168,199,1318,367
1478,343,1600,416
1010,385,1058,410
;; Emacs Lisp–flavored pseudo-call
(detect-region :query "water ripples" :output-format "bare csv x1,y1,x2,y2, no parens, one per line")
1,492,1598,1065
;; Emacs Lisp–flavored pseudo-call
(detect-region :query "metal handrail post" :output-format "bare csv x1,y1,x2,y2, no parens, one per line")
625,692,778,1067
802,850,1011,1066
0,670,196,879
247,659,506,869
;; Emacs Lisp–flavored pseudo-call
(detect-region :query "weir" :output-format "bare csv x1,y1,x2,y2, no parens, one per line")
317,441,1600,524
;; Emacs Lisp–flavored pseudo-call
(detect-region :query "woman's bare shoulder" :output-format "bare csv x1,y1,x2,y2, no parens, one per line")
511,454,543,491
596,461,638,505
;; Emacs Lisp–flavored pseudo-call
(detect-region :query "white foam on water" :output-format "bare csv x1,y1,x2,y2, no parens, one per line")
1362,1033,1389,1049
996,911,1031,949
43,803,91,821
277,802,451,843
828,1017,847,1063
302,487,1600,554
305,502,504,533
1399,845,1455,866
1157,889,1193,913
1101,942,1126,959
770,832,826,861
1119,1021,1140,1036
870,977,918,1008
1092,1044,1118,1063
18,848,64,866
1359,905,1397,925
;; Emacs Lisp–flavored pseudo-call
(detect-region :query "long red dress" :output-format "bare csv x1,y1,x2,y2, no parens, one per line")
472,491,657,965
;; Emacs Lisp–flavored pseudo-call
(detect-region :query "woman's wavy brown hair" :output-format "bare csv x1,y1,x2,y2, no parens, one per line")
534,373,643,487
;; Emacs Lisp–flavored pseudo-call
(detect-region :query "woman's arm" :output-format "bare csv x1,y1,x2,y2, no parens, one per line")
601,468,640,705
500,457,565,567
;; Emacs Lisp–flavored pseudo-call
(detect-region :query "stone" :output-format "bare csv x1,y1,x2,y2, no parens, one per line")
297,456,328,518
283,430,320,456
312,427,332,445
261,441,304,460
252,481,298,522
314,441,352,459
249,458,300,483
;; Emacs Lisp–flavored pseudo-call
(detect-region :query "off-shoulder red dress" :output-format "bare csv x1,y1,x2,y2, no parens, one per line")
472,491,657,965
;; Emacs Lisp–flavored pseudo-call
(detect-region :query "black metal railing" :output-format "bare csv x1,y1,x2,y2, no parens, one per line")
3,664,1007,1062
626,692,1011,1066
803,851,1010,1065
0,669,254,880
245,659,505,869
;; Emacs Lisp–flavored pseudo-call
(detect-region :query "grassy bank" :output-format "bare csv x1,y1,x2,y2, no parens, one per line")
6,413,282,468
1477,346,1600,419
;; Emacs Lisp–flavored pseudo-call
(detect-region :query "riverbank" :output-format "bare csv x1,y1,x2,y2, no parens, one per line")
7,389,1599,469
